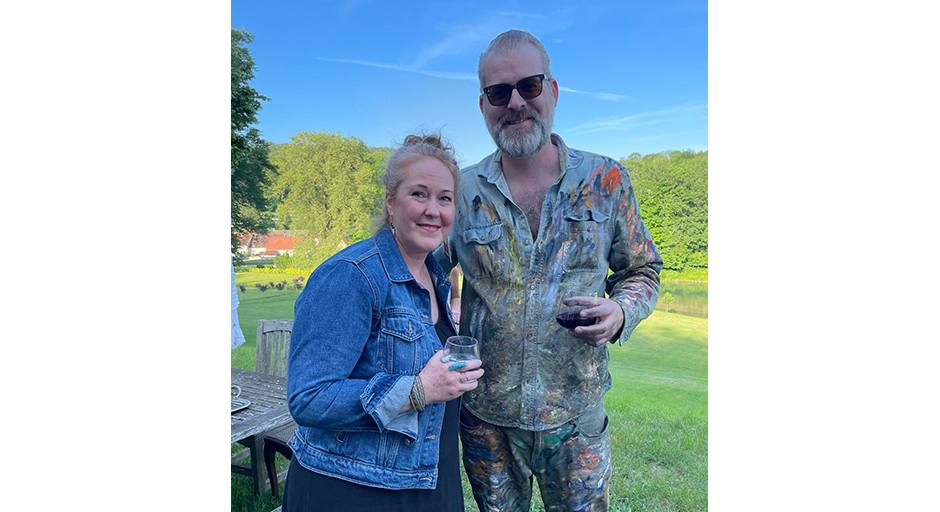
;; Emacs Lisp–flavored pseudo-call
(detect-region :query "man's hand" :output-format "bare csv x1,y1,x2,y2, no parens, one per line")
565,296,624,347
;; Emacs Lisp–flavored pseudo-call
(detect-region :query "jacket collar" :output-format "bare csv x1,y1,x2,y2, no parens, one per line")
374,225,448,284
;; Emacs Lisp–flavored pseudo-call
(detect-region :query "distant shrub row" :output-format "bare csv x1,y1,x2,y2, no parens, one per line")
238,276,306,293
237,266,312,275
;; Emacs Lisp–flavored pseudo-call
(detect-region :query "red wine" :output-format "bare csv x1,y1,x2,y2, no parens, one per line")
556,310,598,329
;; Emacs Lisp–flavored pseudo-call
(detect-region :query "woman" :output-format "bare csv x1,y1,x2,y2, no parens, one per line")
282,133,483,512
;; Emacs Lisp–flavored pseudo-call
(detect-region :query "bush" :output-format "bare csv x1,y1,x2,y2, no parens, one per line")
274,253,294,269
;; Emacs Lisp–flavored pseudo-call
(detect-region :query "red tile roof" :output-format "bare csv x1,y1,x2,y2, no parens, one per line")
234,231,296,251
266,236,295,251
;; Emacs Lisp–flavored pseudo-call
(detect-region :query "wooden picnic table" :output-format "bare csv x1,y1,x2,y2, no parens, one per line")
231,367,293,494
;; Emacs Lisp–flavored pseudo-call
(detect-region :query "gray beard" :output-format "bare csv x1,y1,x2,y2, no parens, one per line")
487,111,553,159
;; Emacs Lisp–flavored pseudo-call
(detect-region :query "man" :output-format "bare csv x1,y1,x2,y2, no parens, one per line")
434,29,663,512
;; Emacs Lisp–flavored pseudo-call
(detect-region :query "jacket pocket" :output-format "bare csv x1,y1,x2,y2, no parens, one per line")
562,209,608,272
378,313,422,374
462,222,504,279
328,430,404,467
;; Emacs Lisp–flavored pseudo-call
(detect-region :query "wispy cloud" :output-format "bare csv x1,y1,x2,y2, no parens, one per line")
336,0,369,18
406,10,571,69
317,9,632,98
568,104,707,134
559,86,628,102
319,56,628,102
317,57,477,81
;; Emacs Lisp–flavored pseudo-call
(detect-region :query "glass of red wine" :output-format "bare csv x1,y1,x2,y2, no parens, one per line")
556,291,600,330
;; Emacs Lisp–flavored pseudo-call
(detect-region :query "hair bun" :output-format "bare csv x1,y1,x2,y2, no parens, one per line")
402,132,456,167
404,133,450,153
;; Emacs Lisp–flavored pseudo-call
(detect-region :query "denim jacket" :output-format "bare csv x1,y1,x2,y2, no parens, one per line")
434,134,663,430
287,225,456,490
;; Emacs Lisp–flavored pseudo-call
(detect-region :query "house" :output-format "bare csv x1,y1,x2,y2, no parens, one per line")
264,234,296,257
237,233,269,256
235,230,296,257
235,233,254,255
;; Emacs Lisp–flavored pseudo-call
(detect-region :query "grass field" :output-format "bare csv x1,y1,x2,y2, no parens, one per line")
231,280,707,512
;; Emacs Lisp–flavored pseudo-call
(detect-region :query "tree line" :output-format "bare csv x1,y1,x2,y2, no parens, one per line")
231,28,706,272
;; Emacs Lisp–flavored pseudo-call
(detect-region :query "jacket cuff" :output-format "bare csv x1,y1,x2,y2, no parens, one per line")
360,373,418,440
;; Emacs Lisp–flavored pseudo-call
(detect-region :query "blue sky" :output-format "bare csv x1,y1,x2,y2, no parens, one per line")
232,0,707,167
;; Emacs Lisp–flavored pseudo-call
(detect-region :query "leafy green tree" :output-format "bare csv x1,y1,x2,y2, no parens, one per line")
621,150,708,271
269,131,389,269
231,27,276,254
660,291,676,313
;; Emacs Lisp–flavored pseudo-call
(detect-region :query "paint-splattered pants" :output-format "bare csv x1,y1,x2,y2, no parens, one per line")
459,400,612,512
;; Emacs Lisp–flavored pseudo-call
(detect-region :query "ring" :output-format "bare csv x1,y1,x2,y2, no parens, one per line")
448,361,467,371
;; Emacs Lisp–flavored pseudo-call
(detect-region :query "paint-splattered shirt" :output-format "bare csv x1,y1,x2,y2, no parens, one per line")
434,134,663,430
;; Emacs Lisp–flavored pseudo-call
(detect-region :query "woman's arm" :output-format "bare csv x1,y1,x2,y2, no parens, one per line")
448,267,461,325
287,260,394,431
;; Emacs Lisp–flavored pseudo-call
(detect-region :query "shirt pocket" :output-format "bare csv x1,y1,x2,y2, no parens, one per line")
378,313,423,374
462,222,505,279
562,208,609,272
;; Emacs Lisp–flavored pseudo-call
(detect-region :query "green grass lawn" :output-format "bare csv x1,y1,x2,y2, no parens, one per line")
231,282,304,371
232,285,707,512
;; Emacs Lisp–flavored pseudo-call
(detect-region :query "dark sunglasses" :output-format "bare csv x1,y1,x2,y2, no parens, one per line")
482,74,547,106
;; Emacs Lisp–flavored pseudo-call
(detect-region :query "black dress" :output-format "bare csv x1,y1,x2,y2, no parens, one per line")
281,308,463,512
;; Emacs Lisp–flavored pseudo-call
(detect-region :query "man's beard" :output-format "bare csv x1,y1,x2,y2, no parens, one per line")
486,107,553,159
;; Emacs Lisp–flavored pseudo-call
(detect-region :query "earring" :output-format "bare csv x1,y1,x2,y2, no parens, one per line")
390,218,395,234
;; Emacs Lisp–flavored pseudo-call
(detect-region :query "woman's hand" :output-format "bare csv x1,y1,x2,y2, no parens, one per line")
419,349,483,404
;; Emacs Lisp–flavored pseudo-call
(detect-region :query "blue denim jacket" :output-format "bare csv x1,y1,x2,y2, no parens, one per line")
286,225,456,490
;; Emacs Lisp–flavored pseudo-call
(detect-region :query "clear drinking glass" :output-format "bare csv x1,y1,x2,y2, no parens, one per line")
442,336,480,363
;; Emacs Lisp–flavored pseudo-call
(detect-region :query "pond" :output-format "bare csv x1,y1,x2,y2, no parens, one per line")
655,281,708,318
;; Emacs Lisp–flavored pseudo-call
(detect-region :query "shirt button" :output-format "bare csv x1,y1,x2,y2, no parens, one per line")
524,239,530,245
588,226,594,232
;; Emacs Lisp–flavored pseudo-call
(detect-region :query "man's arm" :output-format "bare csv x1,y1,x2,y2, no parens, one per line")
606,164,664,345
563,162,663,347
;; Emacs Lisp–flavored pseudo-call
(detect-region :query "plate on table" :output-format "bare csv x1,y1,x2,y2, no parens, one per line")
231,397,251,413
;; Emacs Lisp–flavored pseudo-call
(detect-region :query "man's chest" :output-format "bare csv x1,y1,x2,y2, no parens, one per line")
507,181,553,238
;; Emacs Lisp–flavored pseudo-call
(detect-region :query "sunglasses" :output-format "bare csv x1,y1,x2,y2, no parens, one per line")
482,74,547,106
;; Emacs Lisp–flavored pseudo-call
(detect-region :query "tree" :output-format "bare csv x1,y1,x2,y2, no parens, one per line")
620,150,708,271
660,291,676,313
269,131,389,269
231,27,276,254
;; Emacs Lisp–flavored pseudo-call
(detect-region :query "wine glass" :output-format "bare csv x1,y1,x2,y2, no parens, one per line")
443,336,480,363
556,290,600,329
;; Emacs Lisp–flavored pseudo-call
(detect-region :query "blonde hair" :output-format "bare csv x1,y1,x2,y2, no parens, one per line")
376,132,460,232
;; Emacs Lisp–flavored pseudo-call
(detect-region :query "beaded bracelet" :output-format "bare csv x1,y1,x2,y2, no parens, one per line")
410,375,426,412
